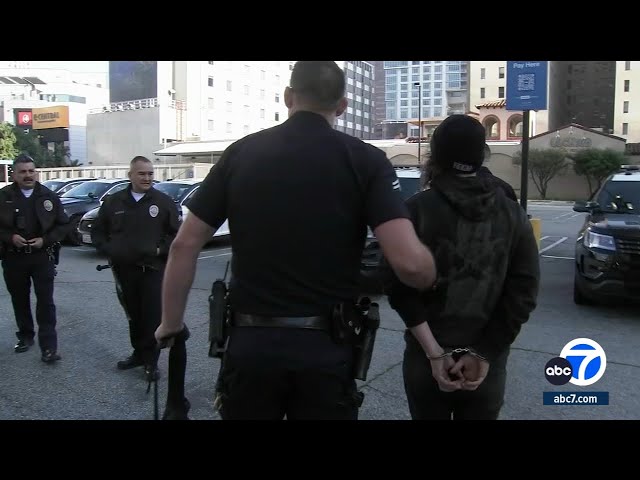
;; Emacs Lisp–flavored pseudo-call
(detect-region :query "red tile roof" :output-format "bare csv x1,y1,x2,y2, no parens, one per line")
476,99,506,109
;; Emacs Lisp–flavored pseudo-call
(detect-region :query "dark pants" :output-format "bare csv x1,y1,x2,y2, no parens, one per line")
2,251,57,352
403,334,509,420
218,326,362,420
112,264,163,367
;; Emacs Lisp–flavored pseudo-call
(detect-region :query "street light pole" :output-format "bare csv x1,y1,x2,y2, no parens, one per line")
414,82,422,165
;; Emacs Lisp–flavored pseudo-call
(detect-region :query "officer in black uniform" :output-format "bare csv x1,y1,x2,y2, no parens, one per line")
91,156,180,381
0,153,69,362
155,61,437,420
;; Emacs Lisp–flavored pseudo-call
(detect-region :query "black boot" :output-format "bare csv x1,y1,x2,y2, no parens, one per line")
117,353,144,370
163,398,191,420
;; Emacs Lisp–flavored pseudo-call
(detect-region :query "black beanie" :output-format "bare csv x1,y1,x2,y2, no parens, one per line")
429,115,486,173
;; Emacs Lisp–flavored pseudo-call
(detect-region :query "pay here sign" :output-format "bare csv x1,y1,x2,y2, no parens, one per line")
506,61,548,111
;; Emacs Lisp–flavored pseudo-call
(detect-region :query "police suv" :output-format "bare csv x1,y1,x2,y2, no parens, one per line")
573,165,640,304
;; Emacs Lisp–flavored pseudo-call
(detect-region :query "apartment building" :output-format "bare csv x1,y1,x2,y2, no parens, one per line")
382,61,469,138
614,61,640,143
469,61,551,138
334,61,375,139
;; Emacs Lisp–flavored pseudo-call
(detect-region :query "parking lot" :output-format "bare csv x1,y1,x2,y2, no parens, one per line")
1,201,639,420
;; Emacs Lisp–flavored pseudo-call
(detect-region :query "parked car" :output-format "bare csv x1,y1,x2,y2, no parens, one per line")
61,178,131,245
42,177,96,196
77,179,230,246
359,166,423,294
573,165,640,305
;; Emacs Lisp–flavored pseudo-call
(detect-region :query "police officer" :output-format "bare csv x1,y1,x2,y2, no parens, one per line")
0,153,69,362
91,156,180,381
155,61,437,420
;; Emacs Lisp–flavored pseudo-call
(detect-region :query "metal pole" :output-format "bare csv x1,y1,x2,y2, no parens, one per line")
520,109,530,212
415,82,422,165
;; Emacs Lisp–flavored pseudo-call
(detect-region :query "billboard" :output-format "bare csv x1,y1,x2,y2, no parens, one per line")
32,106,70,129
109,61,158,103
15,109,33,127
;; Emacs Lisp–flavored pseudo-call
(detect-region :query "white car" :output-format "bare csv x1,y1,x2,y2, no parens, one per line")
154,179,230,237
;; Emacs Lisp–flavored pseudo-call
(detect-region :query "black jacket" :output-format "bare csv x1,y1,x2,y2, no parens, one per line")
0,182,70,253
91,185,180,269
477,166,518,203
387,172,540,361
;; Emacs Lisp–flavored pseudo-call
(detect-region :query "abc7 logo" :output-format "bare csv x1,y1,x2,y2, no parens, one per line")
545,357,573,385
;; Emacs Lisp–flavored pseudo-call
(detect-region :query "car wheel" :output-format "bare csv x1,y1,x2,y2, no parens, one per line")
573,271,592,305
67,215,83,246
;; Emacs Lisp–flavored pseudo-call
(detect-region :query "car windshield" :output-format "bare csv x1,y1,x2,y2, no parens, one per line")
43,180,65,191
398,177,420,201
596,181,639,213
62,181,113,199
154,183,196,203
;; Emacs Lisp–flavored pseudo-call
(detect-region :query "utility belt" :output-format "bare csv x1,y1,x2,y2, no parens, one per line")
207,278,380,381
4,242,60,263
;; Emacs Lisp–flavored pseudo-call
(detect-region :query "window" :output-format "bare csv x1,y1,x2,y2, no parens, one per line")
208,120,214,131
411,108,419,118
625,61,631,71
625,80,630,92
260,108,265,119
208,76,214,87
208,97,214,109
400,108,408,119
400,100,408,107
260,70,266,80
226,122,232,133
480,68,485,80
434,107,442,117
499,86,505,98
260,89,265,100
226,80,232,91
623,123,629,135
226,102,232,112
275,93,280,103
499,67,505,79
624,101,629,113
244,85,249,95
208,61,214,65
274,112,280,121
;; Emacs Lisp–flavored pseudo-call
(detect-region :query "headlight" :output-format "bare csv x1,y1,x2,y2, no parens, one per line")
583,230,616,251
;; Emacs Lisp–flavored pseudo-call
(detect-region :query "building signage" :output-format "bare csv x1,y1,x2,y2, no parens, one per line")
32,106,70,129
16,110,33,126
550,136,592,149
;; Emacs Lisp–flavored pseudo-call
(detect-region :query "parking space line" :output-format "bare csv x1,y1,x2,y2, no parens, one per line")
539,236,568,254
540,235,549,241
541,255,574,260
198,252,232,260
552,212,574,220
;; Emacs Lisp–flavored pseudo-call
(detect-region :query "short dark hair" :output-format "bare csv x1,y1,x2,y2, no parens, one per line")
130,155,152,168
13,153,35,167
289,61,345,110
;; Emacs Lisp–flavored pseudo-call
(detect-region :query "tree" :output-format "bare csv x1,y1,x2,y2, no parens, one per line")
11,127,52,166
513,148,568,200
571,148,624,198
0,122,19,159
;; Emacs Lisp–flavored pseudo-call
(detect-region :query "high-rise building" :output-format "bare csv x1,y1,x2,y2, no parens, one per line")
334,61,375,139
381,61,469,138
614,61,640,143
548,61,615,133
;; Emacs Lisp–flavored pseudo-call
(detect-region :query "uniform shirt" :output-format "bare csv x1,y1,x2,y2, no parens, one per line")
14,191,41,239
187,110,409,316
91,185,180,268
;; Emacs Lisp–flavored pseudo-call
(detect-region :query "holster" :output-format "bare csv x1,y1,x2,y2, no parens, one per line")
208,279,231,358
331,297,381,381
46,242,61,265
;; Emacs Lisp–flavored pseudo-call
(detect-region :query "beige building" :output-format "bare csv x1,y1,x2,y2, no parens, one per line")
614,61,640,142
469,61,550,136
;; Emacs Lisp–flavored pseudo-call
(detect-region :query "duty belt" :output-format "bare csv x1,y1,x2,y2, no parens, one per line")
233,313,331,331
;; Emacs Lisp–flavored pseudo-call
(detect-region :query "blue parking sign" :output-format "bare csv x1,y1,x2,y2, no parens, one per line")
506,61,548,111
